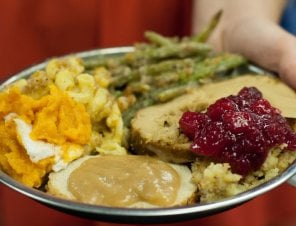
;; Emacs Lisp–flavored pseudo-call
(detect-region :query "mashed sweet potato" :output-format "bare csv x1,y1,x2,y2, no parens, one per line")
0,85,91,187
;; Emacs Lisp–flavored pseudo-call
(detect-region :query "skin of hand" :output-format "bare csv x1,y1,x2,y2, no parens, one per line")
192,0,296,89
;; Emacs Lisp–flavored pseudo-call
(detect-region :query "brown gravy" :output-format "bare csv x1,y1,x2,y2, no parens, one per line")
68,155,180,207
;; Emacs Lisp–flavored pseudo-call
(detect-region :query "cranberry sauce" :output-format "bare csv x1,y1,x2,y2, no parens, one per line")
179,87,296,175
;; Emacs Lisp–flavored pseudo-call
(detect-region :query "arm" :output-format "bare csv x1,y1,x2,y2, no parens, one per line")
192,0,296,89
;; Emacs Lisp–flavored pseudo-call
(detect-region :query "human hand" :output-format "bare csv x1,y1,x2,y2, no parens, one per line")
212,16,296,90
193,0,296,89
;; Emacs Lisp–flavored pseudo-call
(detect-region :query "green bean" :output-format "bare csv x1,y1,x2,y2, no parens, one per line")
144,31,176,46
156,85,189,102
188,53,247,81
145,41,212,59
214,54,247,73
110,67,140,87
127,82,151,93
151,72,180,87
192,10,223,43
123,42,211,67
138,58,196,76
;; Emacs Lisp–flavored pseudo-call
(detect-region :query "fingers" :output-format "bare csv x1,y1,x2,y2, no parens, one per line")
222,17,281,71
220,17,296,89
277,34,296,89
192,0,296,89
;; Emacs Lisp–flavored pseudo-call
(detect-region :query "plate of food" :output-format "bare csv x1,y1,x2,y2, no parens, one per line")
0,14,295,223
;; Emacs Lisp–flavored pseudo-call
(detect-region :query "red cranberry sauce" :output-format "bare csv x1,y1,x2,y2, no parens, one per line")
179,87,296,176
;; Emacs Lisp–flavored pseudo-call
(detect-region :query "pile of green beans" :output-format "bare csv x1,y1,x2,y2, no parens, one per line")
86,10,248,126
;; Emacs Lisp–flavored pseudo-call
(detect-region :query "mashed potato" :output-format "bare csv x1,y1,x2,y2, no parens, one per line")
0,57,126,188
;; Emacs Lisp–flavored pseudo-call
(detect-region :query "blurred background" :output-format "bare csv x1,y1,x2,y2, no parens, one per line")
0,1,296,226
0,0,191,81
